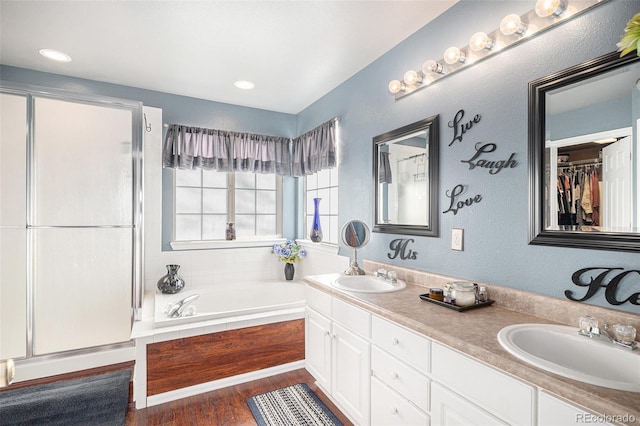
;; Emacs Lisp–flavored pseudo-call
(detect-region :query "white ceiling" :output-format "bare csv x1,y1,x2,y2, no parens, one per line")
0,1,458,114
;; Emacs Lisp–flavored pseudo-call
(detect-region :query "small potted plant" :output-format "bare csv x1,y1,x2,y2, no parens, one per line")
272,240,307,280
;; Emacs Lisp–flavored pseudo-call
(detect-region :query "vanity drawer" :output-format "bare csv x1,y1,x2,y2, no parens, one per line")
332,297,370,337
372,315,430,373
371,345,429,412
306,285,332,317
371,376,429,426
431,342,535,426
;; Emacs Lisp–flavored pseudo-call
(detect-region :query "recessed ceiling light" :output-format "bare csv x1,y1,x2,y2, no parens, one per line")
39,49,72,63
234,80,255,90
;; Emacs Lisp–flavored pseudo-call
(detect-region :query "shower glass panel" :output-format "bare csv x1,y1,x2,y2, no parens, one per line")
32,228,132,355
33,98,132,226
0,93,27,360
31,96,136,355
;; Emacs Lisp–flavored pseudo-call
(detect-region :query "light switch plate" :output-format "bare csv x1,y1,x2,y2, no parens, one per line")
452,228,464,251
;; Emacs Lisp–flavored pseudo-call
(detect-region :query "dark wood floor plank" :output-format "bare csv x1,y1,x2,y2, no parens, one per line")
127,368,352,425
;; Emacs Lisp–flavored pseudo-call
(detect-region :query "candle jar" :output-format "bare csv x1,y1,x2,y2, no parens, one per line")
451,282,476,307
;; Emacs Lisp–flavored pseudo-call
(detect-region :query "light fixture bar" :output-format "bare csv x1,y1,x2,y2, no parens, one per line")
391,0,608,100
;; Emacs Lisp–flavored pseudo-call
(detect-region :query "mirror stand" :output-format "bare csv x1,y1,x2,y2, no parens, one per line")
344,248,365,275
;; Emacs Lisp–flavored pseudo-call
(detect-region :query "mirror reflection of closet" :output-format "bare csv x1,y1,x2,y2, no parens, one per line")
548,128,632,232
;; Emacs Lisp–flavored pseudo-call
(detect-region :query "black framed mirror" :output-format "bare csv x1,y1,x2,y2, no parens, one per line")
529,51,640,252
373,115,439,237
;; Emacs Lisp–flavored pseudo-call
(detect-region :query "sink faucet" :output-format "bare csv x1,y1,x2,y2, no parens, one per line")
578,316,637,350
375,269,397,283
166,294,199,318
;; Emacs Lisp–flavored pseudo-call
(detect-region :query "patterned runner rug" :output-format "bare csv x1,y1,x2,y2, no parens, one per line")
247,383,344,426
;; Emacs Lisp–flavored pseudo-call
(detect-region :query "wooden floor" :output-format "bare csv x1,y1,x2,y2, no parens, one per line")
126,368,353,425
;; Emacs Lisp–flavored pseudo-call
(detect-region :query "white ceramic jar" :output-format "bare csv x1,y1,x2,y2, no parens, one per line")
451,282,476,307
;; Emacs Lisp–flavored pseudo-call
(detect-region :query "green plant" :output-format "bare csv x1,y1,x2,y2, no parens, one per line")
618,13,640,57
271,240,307,264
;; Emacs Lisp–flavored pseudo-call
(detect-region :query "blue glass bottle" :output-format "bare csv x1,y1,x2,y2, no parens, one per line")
310,198,323,242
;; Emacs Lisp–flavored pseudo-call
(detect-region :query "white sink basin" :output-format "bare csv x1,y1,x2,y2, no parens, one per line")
498,323,640,392
331,275,406,293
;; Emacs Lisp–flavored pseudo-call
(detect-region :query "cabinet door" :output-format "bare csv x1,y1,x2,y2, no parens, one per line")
371,376,429,426
332,322,370,425
431,382,507,426
305,308,332,392
538,392,613,426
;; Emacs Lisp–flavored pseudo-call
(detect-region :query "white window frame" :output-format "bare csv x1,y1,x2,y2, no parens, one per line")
170,169,283,250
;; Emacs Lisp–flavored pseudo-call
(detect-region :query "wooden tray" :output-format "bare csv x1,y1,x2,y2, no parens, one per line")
419,294,495,312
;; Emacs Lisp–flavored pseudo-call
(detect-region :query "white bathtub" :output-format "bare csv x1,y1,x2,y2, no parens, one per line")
153,280,306,328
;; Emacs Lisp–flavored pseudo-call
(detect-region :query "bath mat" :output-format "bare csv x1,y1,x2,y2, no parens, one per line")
247,383,343,426
0,369,130,426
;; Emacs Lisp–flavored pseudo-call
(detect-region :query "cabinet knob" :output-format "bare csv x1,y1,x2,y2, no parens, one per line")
390,407,398,415
391,372,399,380
391,337,399,345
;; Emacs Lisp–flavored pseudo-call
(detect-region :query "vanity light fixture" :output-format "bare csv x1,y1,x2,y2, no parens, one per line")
403,70,423,85
535,0,567,18
444,46,466,64
39,48,72,63
469,32,495,52
388,79,406,94
500,14,528,36
387,0,608,99
422,59,446,75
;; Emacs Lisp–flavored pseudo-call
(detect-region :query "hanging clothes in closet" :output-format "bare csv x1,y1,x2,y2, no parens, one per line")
557,163,601,229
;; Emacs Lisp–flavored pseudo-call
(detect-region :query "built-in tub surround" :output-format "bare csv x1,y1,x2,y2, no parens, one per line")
154,281,306,327
305,262,640,425
131,280,307,409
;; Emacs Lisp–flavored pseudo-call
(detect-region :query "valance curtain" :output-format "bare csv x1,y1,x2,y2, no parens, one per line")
162,126,291,175
162,118,337,177
291,119,337,177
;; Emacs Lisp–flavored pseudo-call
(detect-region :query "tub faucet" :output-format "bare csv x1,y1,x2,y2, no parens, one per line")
166,294,199,318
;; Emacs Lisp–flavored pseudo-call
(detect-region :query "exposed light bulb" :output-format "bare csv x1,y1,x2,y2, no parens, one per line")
444,47,466,65
39,48,72,62
422,60,446,75
403,70,423,85
500,14,528,36
388,80,405,94
469,32,494,52
535,0,567,18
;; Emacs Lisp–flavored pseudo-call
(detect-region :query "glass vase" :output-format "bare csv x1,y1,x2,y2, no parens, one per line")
157,264,185,294
310,197,323,242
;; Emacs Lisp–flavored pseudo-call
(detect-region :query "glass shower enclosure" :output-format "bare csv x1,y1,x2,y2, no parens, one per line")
0,86,142,360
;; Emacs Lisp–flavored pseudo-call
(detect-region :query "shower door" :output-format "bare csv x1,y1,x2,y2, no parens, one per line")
0,88,142,359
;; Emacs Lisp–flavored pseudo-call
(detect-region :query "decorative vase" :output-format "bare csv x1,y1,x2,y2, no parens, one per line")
284,263,295,281
310,197,323,242
157,264,185,294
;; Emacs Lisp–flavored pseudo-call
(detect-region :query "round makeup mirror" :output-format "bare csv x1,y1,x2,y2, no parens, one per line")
341,220,370,275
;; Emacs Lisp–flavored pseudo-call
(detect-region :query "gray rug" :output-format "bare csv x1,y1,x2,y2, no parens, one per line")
0,370,130,426
248,383,343,426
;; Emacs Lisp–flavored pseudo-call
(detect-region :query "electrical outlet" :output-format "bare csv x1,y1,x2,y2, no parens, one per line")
452,228,464,251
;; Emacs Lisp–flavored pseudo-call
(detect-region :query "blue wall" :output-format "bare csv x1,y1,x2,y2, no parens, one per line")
297,0,640,314
2,0,638,313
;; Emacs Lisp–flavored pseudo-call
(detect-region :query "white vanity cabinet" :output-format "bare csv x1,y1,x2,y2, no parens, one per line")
430,342,535,426
538,392,613,426
370,315,431,425
305,286,371,425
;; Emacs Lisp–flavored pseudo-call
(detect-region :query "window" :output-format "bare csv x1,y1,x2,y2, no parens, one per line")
305,167,339,244
174,168,281,241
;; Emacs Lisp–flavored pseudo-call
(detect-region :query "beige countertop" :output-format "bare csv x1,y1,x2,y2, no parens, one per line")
304,271,640,426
